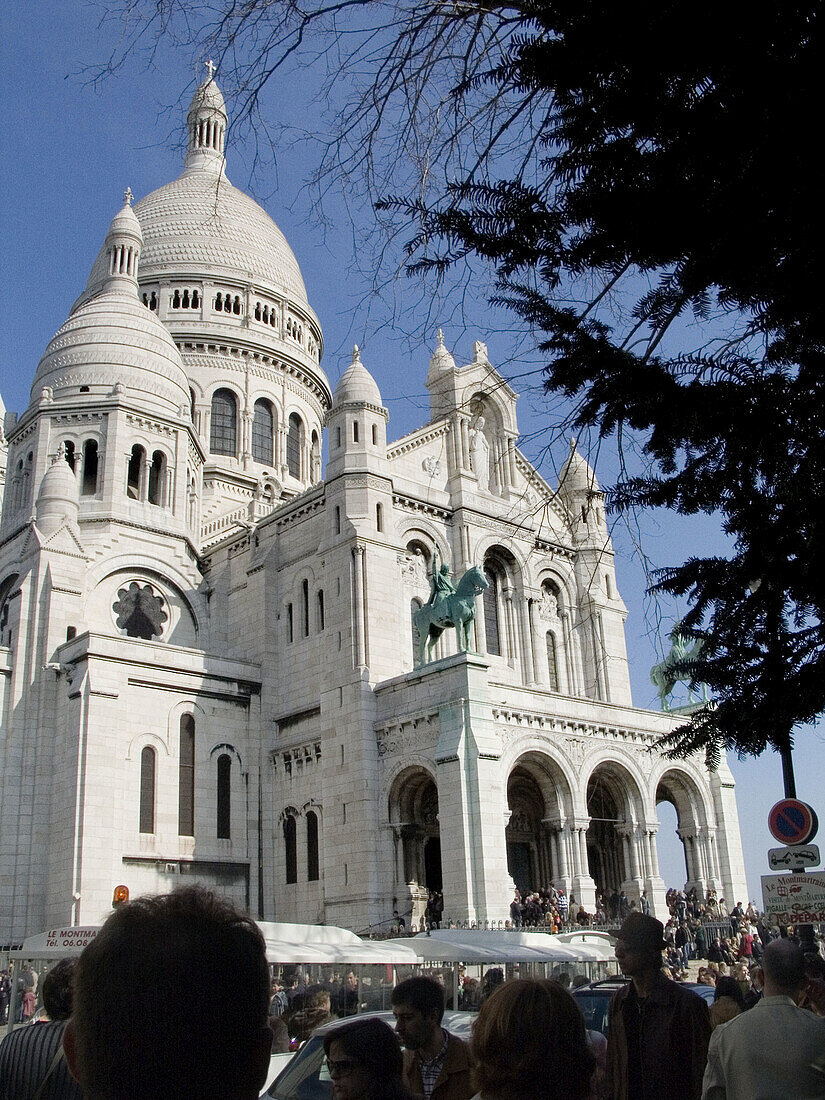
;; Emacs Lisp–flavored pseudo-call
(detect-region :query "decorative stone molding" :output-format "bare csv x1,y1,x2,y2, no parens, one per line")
387,422,450,459
376,713,440,758
392,494,451,521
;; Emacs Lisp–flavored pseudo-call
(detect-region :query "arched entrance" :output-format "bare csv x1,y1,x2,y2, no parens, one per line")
506,769,544,894
505,752,572,895
656,770,714,896
585,763,643,911
388,768,442,891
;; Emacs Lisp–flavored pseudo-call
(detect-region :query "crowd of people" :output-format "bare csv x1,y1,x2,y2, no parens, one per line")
0,886,823,1099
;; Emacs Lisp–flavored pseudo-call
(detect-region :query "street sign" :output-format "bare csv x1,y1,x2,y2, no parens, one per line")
767,799,818,845
768,843,820,871
761,872,825,924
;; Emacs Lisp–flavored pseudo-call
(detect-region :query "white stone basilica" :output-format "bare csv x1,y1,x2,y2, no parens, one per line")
0,77,747,940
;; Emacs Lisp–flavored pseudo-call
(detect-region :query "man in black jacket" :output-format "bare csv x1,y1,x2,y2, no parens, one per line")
606,912,711,1100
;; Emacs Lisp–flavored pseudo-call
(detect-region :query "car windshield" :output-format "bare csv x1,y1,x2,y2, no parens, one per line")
266,1035,329,1099
572,989,615,1036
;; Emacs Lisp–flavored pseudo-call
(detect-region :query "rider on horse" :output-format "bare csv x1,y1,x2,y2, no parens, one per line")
426,548,456,618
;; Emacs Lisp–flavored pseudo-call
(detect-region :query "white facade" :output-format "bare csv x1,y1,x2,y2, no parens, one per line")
0,78,747,940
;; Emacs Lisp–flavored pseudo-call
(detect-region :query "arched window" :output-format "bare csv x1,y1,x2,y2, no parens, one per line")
546,632,559,691
353,420,359,442
63,441,76,471
483,566,502,656
287,603,294,643
139,746,156,834
148,450,166,506
127,444,145,499
317,589,325,632
178,715,195,836
371,423,377,445
307,811,319,881
189,389,197,423
284,816,298,884
251,399,274,465
301,579,309,637
81,439,98,496
376,503,384,532
287,413,302,478
217,753,231,839
210,389,238,457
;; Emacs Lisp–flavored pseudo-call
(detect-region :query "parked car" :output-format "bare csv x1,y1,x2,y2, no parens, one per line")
263,1010,475,1099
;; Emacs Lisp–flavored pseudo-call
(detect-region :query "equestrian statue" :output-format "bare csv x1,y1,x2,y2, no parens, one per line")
650,626,708,710
413,549,489,666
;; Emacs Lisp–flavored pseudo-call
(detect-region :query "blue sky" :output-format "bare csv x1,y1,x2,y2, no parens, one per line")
2,2,823,907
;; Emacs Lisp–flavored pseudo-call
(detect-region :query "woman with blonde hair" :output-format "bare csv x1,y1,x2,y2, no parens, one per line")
469,978,595,1100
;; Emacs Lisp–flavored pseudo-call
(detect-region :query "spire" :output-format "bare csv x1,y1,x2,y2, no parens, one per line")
184,62,228,174
428,327,456,381
558,437,601,494
102,191,143,293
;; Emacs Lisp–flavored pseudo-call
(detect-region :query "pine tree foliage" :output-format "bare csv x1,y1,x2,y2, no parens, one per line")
387,2,825,766
99,0,825,765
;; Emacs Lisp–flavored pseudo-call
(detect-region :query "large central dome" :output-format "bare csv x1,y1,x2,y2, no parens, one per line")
85,171,309,305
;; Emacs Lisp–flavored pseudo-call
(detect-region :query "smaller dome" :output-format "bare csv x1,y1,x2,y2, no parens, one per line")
558,437,600,494
36,447,79,535
33,293,190,416
428,328,456,379
333,346,383,407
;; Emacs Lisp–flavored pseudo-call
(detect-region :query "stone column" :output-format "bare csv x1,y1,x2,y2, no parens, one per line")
241,410,253,470
459,416,471,471
502,587,518,665
351,546,366,669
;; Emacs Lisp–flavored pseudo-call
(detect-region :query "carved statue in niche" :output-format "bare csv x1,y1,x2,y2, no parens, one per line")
310,436,322,483
469,415,491,491
538,586,559,622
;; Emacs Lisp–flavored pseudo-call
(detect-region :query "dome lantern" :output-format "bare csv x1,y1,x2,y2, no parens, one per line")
184,62,228,175
102,188,143,293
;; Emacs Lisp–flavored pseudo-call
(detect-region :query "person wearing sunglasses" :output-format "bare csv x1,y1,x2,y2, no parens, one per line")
323,1018,414,1100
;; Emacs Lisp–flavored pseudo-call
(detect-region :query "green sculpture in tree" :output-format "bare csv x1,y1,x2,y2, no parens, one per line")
413,552,489,666
650,627,708,711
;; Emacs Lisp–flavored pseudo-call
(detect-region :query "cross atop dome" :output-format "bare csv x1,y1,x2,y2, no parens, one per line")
123,186,133,207
205,58,216,80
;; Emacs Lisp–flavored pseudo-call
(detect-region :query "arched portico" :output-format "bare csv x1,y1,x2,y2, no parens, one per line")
656,768,719,897
505,750,577,897
585,761,647,911
388,766,441,925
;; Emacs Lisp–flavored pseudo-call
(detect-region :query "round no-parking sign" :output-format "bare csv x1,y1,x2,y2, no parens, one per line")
768,799,818,845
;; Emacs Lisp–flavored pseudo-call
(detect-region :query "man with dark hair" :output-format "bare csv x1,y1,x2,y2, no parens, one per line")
702,938,825,1099
62,887,272,1100
391,975,473,1100
606,912,711,1100
0,958,81,1099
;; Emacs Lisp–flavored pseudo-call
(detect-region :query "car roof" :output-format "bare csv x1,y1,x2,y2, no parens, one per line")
305,1008,475,1038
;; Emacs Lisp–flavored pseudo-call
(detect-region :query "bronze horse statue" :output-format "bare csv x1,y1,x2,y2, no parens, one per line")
413,565,489,666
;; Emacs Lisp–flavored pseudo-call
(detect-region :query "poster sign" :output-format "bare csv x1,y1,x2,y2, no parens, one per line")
761,872,825,924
